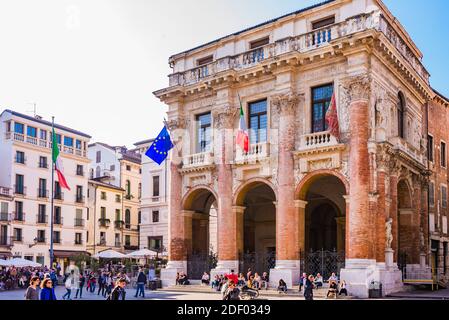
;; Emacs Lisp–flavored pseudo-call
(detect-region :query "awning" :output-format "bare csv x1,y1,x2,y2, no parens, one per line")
53,250,90,259
0,252,12,258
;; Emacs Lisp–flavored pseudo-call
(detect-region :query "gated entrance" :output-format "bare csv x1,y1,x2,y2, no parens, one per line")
301,249,345,279
239,251,276,274
187,253,217,279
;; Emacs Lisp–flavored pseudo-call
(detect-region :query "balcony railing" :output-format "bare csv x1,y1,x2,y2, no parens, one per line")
235,142,270,163
299,132,339,151
38,161,49,169
183,152,214,169
13,212,25,222
0,236,13,247
114,241,122,248
15,156,26,164
98,239,107,246
167,13,429,89
0,212,11,222
14,186,26,196
74,240,83,246
114,220,125,230
54,192,64,201
74,218,85,227
0,187,12,198
76,170,84,177
99,218,111,228
36,214,48,224
12,235,23,243
390,137,425,166
37,237,46,244
54,216,63,226
6,131,88,159
75,195,85,204
37,189,49,199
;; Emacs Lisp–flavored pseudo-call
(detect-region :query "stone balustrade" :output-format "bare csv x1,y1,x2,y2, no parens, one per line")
6,131,87,158
299,132,339,151
183,152,214,169
235,142,270,163
167,12,428,88
390,137,425,166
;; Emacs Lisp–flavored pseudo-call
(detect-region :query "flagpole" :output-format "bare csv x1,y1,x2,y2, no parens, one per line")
50,116,55,270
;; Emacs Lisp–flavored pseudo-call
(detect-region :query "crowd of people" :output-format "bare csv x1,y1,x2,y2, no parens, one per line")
176,268,349,300
0,263,154,301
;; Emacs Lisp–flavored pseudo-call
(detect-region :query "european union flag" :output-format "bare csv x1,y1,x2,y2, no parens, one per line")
145,126,174,165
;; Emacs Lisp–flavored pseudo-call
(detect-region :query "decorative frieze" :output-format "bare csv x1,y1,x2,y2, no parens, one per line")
213,106,238,129
343,75,371,102
271,93,300,116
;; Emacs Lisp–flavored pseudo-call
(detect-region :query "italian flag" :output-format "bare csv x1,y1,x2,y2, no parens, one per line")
52,128,70,190
236,95,249,153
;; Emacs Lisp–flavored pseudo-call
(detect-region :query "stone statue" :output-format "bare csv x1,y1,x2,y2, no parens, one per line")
386,218,393,249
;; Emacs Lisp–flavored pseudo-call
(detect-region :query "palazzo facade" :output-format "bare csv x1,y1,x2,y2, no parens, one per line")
154,0,448,297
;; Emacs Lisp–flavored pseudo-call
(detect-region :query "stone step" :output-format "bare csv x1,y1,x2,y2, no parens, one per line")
162,285,354,299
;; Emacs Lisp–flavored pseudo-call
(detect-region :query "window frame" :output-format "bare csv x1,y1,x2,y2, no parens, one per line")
196,112,212,153
441,141,447,168
311,83,334,134
428,134,434,163
248,99,268,144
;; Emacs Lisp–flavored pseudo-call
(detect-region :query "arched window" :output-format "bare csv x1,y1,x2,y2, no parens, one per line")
398,92,406,139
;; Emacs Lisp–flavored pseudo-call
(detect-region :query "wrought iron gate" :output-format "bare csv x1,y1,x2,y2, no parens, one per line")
187,253,217,279
398,251,407,280
239,252,276,274
301,249,345,279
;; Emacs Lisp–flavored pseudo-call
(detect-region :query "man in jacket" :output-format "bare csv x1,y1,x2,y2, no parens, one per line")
134,268,147,298
108,278,127,301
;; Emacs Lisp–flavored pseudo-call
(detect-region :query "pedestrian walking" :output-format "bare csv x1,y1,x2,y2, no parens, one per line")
40,278,57,300
62,271,74,300
107,278,127,301
74,273,85,299
25,276,40,300
134,268,147,298
304,275,315,301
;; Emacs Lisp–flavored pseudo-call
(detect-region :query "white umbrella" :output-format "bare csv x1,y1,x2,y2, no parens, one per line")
4,258,42,267
0,259,9,266
126,249,158,259
93,249,126,259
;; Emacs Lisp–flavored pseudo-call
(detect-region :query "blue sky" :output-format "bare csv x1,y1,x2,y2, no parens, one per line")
0,0,447,146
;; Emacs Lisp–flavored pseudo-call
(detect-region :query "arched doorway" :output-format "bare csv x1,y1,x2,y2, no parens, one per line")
182,187,218,279
298,173,347,279
397,179,413,270
235,180,277,275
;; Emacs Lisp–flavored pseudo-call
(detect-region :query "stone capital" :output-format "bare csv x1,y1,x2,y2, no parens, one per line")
232,206,246,214
344,75,371,102
213,105,238,129
166,116,187,131
271,93,302,116
294,200,308,209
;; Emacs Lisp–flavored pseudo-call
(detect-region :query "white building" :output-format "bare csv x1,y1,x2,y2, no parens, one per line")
134,139,170,253
0,109,91,269
87,143,141,251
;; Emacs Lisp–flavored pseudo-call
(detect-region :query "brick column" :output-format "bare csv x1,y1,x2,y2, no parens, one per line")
269,93,300,288
346,76,372,261
161,117,188,286
212,106,239,274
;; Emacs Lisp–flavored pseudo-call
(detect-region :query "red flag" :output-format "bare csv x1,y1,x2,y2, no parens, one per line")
236,96,249,153
326,92,340,141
